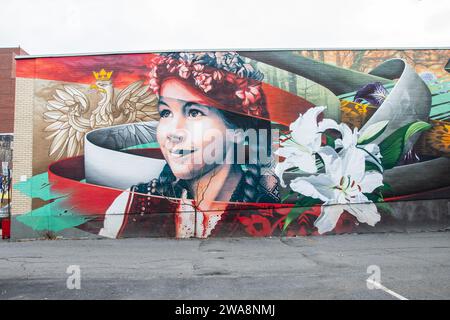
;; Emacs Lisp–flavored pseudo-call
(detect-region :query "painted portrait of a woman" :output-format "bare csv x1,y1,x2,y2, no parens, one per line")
99,52,284,238
14,49,449,240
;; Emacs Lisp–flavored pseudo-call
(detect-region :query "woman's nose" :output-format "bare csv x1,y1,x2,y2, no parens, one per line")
167,131,185,144
166,114,187,143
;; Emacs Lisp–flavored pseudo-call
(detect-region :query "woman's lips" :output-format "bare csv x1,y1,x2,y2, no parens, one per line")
169,148,198,158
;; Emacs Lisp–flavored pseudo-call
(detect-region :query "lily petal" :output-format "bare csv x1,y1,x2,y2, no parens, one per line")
339,123,354,149
290,175,334,202
318,118,340,133
334,138,344,149
290,106,326,147
314,204,345,234
345,203,381,227
341,147,366,183
274,160,294,188
274,146,304,159
360,171,384,193
275,152,319,187
295,153,318,174
361,144,382,161
317,146,339,167
318,146,342,183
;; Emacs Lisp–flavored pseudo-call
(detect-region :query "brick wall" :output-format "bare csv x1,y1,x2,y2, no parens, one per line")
0,48,28,133
12,77,34,215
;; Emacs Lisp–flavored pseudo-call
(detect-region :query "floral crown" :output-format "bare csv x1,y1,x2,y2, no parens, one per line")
148,52,268,118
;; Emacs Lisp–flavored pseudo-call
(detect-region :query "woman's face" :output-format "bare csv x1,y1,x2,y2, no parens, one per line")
157,78,233,180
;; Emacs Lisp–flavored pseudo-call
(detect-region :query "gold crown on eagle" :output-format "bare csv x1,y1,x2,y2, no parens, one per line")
93,68,113,81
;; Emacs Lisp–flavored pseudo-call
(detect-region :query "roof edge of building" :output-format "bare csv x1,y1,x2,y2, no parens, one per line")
15,46,450,60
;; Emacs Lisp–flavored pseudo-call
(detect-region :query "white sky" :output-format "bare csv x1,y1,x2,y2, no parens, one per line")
0,0,449,56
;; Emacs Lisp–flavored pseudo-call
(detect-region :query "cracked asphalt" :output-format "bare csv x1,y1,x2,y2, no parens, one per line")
0,232,449,299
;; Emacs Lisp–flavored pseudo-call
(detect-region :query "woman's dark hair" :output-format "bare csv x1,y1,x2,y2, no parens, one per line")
146,109,275,203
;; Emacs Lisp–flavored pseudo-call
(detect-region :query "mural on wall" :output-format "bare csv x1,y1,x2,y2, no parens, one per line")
44,68,159,160
14,50,450,238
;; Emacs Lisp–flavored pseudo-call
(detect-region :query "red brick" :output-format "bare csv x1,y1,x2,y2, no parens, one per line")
0,122,14,133
0,53,13,70
0,94,14,108
0,106,14,115
0,80,13,95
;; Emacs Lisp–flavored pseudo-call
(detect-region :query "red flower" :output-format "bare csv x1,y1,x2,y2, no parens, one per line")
257,208,274,217
194,73,213,93
192,64,205,76
225,73,237,84
250,105,263,116
149,77,160,93
273,207,292,216
146,54,268,118
150,55,166,66
166,58,178,73
235,85,261,107
178,64,191,79
149,66,158,78
238,214,272,237
212,70,224,82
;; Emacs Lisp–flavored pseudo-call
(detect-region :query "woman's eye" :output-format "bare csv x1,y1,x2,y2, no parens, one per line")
159,110,172,118
188,109,204,118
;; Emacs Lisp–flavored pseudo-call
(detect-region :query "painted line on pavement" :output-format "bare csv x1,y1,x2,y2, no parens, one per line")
367,279,408,300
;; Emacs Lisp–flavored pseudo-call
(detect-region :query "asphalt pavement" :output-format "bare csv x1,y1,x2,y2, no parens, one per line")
0,232,449,299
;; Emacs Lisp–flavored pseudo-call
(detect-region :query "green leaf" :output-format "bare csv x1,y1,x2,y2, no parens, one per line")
376,202,394,215
380,182,393,192
297,195,322,207
281,190,295,203
365,193,383,203
282,196,321,231
358,120,389,144
283,206,312,231
365,161,383,173
405,121,432,141
379,121,432,169
324,134,336,147
358,145,383,170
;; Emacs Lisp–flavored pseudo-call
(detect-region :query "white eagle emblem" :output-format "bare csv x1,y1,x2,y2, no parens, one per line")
43,69,159,159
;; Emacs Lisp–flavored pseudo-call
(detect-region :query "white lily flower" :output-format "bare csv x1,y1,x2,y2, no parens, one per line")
334,123,358,150
289,146,383,234
274,106,338,187
334,122,383,169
